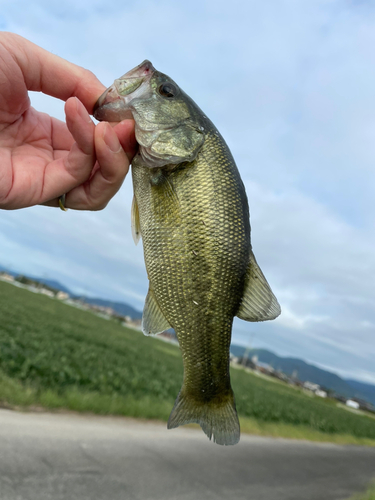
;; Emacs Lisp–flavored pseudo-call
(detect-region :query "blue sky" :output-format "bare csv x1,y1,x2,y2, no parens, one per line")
1,0,374,383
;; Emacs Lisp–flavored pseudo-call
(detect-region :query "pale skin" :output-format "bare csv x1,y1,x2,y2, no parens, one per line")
0,32,137,211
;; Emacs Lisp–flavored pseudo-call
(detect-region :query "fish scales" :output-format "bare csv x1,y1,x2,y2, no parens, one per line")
93,60,281,445
133,128,249,402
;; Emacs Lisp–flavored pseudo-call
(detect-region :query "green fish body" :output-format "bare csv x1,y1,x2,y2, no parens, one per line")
94,61,280,445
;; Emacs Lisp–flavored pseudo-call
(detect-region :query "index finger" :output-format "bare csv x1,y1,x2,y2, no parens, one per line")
1,32,105,113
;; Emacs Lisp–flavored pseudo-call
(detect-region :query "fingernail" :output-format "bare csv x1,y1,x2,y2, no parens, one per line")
75,97,92,124
103,125,122,153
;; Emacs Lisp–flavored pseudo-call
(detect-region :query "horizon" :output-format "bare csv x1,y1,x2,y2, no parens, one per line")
1,265,373,388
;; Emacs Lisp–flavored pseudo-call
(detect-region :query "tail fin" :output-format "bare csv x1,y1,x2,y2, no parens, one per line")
167,389,240,446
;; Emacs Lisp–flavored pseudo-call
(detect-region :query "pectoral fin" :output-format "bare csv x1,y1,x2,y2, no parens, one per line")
131,195,141,245
142,287,171,336
236,251,281,322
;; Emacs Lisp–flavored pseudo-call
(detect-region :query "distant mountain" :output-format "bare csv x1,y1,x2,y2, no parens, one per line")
0,265,143,320
24,279,143,319
34,278,143,320
33,279,143,320
230,345,375,403
346,379,375,407
0,268,72,294
78,297,143,320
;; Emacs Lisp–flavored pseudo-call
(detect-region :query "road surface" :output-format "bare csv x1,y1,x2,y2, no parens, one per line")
0,408,374,500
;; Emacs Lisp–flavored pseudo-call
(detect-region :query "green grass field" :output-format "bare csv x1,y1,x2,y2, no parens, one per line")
1,279,375,445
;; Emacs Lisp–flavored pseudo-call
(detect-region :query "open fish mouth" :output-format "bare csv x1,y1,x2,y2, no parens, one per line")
93,60,155,121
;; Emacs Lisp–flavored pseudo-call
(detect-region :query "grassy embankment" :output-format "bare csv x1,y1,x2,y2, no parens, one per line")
1,279,375,445
349,483,375,500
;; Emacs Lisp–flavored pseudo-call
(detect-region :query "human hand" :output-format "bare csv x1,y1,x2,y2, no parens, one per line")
0,32,137,211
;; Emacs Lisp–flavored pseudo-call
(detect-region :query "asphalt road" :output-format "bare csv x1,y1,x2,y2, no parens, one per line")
0,409,374,500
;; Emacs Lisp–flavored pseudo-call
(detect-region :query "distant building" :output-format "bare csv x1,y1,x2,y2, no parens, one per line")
315,389,327,398
274,371,291,383
256,361,275,374
91,305,115,316
303,381,320,392
56,291,69,300
353,398,375,413
346,399,360,410
0,272,15,282
240,357,256,370
230,353,239,363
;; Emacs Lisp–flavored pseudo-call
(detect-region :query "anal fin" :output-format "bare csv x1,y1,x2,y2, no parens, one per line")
142,287,171,336
236,251,281,322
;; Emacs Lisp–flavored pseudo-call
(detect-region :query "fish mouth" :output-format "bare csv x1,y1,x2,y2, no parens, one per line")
93,60,155,122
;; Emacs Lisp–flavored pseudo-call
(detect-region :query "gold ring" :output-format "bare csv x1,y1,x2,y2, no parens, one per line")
59,194,68,211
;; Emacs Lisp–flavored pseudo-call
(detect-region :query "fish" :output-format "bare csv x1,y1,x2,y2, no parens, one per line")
94,61,281,445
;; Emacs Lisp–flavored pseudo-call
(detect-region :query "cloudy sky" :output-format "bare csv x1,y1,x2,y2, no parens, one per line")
0,0,374,383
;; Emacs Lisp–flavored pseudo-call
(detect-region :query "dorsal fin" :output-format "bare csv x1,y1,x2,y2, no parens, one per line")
236,251,281,322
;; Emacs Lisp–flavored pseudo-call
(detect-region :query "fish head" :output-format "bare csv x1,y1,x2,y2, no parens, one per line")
94,60,154,122
94,61,205,167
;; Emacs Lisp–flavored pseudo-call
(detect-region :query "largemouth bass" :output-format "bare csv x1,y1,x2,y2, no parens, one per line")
94,61,281,445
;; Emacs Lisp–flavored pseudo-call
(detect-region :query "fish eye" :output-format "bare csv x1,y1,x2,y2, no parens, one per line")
158,83,177,98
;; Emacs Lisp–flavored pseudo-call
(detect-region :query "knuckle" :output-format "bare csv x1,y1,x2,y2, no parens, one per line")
81,68,97,81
